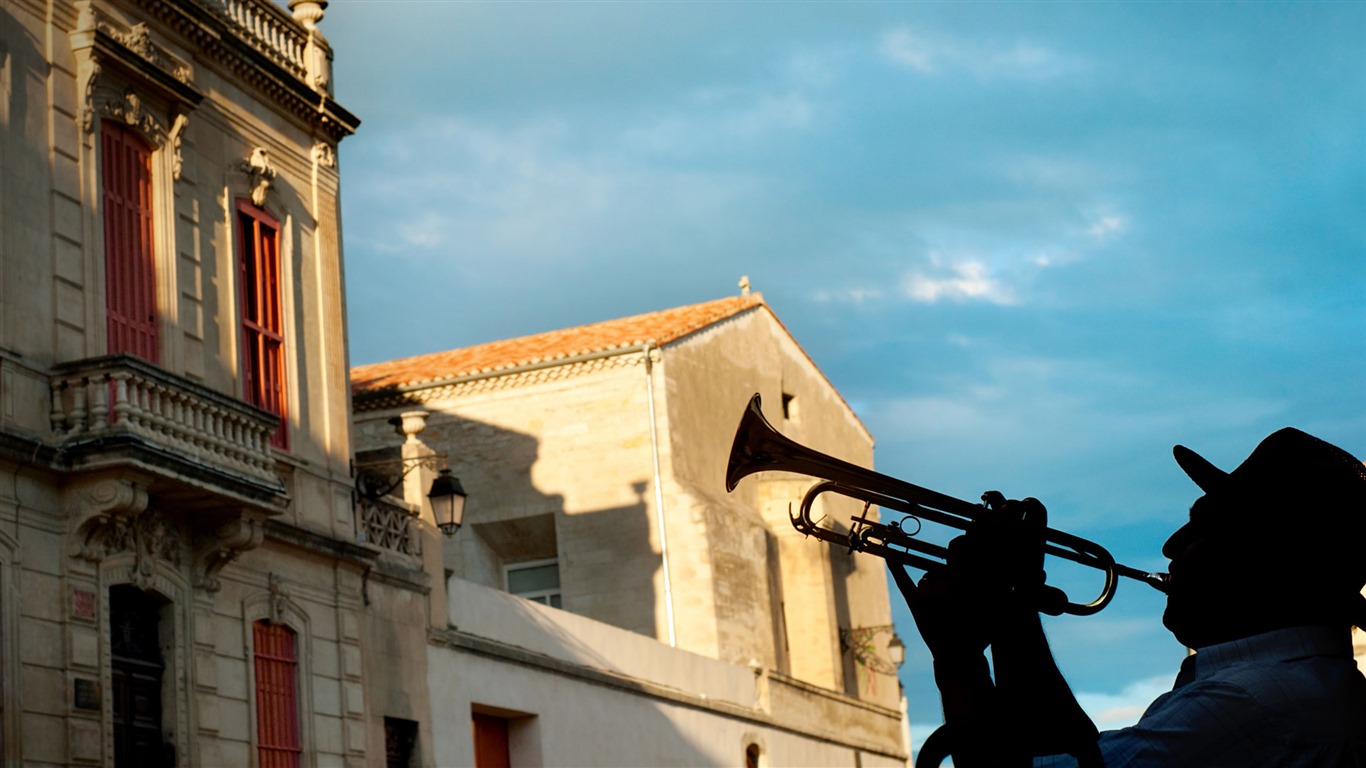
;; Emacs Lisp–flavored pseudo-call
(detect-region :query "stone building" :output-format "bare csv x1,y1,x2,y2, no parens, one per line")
351,294,912,767
0,0,400,764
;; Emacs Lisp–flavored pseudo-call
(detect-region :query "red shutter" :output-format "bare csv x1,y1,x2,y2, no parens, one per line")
253,621,301,768
472,714,511,768
237,202,288,449
101,122,158,362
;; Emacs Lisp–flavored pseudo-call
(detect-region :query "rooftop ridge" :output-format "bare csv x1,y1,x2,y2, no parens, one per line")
351,294,765,393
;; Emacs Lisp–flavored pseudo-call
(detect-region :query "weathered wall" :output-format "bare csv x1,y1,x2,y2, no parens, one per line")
354,355,668,640
0,0,383,765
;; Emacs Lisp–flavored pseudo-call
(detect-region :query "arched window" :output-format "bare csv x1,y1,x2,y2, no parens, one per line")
745,742,762,768
253,620,301,768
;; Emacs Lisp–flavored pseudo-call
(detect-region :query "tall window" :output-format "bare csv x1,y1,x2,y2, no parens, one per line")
101,122,158,361
237,202,288,448
253,621,301,768
110,585,169,768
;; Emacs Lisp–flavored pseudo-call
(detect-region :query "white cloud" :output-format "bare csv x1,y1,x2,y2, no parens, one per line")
1085,212,1129,244
903,254,1016,305
881,26,1078,81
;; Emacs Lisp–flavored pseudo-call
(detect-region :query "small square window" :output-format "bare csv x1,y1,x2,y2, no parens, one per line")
505,559,561,608
781,392,797,421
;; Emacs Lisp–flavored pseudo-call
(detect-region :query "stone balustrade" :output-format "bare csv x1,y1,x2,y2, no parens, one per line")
50,355,280,485
358,495,422,557
207,0,323,88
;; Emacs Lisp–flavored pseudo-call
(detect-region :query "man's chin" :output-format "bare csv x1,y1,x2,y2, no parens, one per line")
1162,601,1199,648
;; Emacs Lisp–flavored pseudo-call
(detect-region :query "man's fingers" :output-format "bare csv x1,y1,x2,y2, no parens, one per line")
1019,497,1048,530
889,562,918,600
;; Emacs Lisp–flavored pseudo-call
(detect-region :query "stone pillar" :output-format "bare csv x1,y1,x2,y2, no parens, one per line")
395,410,447,628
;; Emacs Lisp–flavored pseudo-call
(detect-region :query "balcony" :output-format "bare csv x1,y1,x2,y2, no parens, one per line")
50,354,287,514
357,494,422,558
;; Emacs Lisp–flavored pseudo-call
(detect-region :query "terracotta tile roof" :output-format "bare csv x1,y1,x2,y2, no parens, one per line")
352,294,766,393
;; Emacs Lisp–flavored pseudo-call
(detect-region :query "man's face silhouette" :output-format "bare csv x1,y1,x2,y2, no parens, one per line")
1161,493,1278,648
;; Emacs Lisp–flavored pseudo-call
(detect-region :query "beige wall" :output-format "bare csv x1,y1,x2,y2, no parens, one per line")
0,0,388,765
352,301,908,762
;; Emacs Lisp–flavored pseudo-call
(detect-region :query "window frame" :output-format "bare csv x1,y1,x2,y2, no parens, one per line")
235,199,289,449
252,620,302,768
100,120,160,363
503,558,562,608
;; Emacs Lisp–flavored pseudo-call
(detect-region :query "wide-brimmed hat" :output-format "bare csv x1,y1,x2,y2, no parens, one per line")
1173,427,1366,587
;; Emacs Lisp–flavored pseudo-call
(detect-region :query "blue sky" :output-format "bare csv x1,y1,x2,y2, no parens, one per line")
322,0,1366,748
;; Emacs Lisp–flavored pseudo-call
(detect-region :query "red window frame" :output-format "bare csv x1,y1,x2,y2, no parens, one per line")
101,121,159,362
253,621,301,768
236,201,288,449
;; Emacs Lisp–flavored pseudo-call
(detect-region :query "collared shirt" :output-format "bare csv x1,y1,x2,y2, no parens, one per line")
1036,626,1366,767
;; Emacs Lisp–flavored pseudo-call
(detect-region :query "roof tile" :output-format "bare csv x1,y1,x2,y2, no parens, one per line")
352,294,765,392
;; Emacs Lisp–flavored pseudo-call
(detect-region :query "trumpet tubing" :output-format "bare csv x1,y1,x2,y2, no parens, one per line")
725,394,1167,616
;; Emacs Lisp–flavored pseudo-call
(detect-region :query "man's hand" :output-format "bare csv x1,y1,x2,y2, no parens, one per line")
890,492,1054,661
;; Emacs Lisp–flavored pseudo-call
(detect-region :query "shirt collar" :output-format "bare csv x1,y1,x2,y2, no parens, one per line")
1175,626,1354,687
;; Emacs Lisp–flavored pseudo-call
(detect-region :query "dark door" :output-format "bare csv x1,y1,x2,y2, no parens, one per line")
110,585,169,768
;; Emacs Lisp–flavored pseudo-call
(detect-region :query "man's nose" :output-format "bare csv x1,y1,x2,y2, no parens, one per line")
1162,523,1192,559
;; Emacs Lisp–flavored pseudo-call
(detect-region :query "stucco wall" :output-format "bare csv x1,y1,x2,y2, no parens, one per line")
434,578,907,768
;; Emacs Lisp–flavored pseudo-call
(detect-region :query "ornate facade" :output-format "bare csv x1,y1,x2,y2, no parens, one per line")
0,0,384,764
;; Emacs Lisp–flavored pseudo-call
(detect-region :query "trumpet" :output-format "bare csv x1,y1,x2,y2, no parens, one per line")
725,394,1168,616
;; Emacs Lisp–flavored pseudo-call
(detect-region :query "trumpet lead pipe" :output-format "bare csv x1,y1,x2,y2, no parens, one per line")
1115,563,1170,593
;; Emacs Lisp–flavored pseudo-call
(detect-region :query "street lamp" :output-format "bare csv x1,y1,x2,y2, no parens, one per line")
427,468,468,537
354,454,469,537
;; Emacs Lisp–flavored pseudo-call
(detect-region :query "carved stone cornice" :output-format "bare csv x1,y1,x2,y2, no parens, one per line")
72,2,205,135
128,0,360,142
353,353,644,413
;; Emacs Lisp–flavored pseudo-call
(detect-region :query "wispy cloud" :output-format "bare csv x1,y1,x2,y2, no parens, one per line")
881,26,1079,81
904,254,1016,305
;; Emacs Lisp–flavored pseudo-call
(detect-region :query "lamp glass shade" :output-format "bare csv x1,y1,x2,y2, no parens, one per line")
888,633,906,666
428,469,467,536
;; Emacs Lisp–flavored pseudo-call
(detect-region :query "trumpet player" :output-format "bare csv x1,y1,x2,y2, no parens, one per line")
894,427,1366,767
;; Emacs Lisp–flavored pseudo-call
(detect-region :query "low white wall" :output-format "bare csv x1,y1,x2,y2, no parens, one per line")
433,578,908,767
447,576,755,705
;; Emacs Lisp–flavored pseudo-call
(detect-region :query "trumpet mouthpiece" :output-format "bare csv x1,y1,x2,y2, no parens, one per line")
1145,572,1170,594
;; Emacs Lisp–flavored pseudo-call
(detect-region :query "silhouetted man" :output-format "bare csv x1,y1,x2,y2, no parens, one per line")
895,427,1366,767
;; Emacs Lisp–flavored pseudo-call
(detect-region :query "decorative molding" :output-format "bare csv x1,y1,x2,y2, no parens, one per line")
100,87,161,138
239,147,278,207
102,21,192,85
128,0,359,142
193,515,264,591
267,572,290,623
311,140,336,169
75,509,185,592
354,353,645,412
81,60,102,133
169,113,190,181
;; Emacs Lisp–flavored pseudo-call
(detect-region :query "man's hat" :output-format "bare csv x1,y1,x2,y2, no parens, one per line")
1173,427,1366,588
1174,428,1366,504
